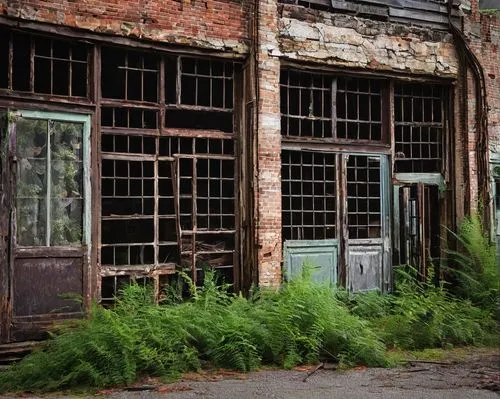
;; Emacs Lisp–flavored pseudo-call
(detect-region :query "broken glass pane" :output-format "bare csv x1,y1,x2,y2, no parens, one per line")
50,121,83,245
15,117,84,246
16,118,48,245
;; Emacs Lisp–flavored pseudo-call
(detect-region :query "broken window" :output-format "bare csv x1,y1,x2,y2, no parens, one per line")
99,51,239,295
396,184,440,279
15,116,85,246
336,77,383,141
101,135,236,285
0,29,89,97
281,70,333,139
101,107,158,130
101,47,159,102
282,150,336,240
394,83,445,173
346,155,381,239
280,70,385,142
165,57,234,132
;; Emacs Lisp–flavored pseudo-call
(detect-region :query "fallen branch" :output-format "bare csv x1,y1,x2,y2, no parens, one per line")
303,363,324,382
405,360,452,365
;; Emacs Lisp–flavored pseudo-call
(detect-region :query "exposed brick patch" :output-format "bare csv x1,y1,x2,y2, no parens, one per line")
0,0,250,53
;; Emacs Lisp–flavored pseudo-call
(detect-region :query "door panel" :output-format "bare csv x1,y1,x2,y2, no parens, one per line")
284,240,338,285
13,257,83,316
348,245,383,291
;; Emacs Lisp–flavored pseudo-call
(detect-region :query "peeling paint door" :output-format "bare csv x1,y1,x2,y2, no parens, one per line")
0,110,9,343
4,111,91,343
346,154,390,292
283,240,338,285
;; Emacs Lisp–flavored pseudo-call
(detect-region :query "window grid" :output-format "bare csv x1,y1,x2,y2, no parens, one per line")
336,77,383,141
346,155,382,239
101,47,159,102
282,150,336,240
394,83,444,173
177,58,234,110
0,28,89,97
280,70,333,139
100,135,236,279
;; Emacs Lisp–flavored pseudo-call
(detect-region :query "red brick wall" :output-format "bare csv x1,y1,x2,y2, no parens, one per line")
463,5,500,212
255,0,282,287
0,0,250,53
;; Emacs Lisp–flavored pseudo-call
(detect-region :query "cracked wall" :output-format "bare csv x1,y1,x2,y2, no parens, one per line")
277,5,459,77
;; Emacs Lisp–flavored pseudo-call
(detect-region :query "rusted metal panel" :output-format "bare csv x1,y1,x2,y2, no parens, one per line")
13,257,83,317
281,0,460,30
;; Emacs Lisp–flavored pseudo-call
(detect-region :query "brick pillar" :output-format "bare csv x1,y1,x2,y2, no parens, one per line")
255,0,282,287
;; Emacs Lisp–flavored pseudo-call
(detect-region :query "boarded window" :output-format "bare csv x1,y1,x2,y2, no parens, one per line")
394,84,445,173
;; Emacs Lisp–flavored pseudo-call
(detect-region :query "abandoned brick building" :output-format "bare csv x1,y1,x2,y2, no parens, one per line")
0,0,498,344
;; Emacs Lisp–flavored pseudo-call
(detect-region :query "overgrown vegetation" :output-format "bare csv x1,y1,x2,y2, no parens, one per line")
0,215,497,393
443,213,498,314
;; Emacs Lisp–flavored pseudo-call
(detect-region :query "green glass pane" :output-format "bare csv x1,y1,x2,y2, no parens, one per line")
50,121,83,246
15,118,48,246
50,198,82,246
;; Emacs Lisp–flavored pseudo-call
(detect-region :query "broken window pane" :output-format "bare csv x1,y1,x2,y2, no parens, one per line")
346,155,381,239
50,121,84,245
336,77,383,141
101,47,159,102
282,150,336,240
281,70,333,139
394,83,444,173
16,117,83,246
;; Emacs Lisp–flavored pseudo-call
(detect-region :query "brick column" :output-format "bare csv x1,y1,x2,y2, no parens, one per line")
255,0,282,287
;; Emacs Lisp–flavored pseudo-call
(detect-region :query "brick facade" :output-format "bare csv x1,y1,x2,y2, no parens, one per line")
0,0,250,53
0,0,497,292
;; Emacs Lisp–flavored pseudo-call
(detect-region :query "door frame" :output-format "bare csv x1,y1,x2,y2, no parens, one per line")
1,110,91,343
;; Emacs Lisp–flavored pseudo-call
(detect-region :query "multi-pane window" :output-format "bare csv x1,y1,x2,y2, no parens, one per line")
101,135,236,284
0,28,89,97
15,116,85,246
280,70,384,142
165,57,235,132
101,47,159,102
346,155,381,239
280,70,333,139
394,83,444,173
336,77,382,141
282,150,336,240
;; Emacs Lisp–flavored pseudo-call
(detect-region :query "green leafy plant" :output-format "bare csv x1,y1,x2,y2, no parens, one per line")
443,213,498,312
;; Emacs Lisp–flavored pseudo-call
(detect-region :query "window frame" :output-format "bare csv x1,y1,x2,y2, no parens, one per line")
14,110,91,248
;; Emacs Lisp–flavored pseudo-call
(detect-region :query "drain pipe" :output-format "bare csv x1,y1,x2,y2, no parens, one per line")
447,0,490,230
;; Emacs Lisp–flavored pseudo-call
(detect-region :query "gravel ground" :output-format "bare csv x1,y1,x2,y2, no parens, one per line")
2,349,498,399
104,350,499,399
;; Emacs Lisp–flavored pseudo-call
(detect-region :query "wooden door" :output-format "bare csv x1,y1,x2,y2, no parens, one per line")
3,110,90,343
